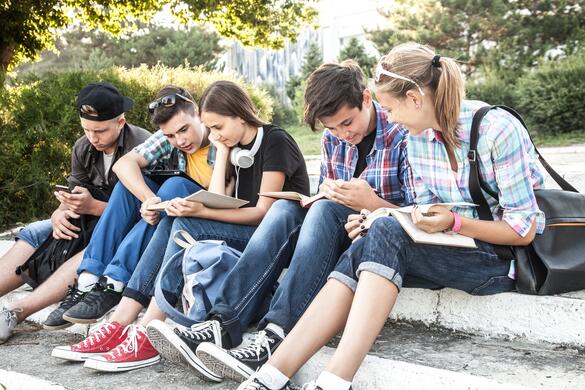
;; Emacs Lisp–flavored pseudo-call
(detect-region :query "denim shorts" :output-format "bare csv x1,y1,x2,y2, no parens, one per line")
329,216,514,296
15,219,53,249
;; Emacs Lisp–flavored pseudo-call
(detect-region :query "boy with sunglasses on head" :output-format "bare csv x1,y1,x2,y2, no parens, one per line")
44,85,215,330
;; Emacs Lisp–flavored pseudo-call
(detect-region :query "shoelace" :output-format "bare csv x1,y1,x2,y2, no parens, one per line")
238,376,267,390
178,320,218,342
110,324,145,357
231,330,274,360
1,307,21,326
301,382,319,390
80,322,114,347
60,285,84,308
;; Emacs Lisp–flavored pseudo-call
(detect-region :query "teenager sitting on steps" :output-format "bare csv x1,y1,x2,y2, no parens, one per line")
44,86,213,332
239,42,546,390
0,82,150,344
145,60,414,384
52,80,310,375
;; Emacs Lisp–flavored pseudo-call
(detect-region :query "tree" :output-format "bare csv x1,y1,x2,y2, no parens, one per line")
368,0,585,78
15,25,224,76
368,0,509,77
0,0,318,77
285,42,323,101
337,37,377,78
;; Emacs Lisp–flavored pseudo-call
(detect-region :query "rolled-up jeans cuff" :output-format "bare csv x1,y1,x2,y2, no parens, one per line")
357,261,403,291
328,271,358,292
122,287,151,308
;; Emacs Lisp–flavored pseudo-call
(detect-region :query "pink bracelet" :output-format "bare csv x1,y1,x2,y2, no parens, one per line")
451,211,462,233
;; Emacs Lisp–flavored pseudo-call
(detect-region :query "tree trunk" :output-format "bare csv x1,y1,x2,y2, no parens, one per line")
0,43,15,82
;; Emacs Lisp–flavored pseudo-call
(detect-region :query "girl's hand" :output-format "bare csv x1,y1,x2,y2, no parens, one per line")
165,198,206,218
209,132,230,155
345,209,371,241
411,205,454,233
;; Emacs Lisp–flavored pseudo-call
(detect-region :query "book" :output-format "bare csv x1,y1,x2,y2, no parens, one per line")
360,202,477,248
147,190,249,211
259,191,327,208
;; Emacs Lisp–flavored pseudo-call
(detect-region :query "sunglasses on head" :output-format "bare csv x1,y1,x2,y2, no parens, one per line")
374,63,425,96
148,93,195,113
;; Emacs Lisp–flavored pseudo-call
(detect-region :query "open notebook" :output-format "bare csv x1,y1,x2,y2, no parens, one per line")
360,202,477,248
259,191,326,208
147,190,249,211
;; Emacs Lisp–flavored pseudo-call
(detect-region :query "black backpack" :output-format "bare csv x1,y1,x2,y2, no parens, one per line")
15,185,109,288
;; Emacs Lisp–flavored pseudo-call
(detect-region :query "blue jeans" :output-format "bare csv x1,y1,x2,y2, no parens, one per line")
78,175,201,284
211,199,353,348
127,216,257,308
330,216,514,295
16,219,52,249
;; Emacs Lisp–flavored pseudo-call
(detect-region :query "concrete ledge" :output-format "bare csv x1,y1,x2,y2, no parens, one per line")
392,288,585,348
0,369,65,390
295,346,535,390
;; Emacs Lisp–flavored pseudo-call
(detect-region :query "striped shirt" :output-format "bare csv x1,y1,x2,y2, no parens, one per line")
408,100,545,237
320,101,415,206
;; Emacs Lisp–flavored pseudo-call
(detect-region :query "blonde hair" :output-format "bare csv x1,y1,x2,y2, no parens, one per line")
375,42,465,148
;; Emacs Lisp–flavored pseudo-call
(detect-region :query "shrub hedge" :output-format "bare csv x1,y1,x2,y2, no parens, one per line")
0,65,273,229
466,52,585,136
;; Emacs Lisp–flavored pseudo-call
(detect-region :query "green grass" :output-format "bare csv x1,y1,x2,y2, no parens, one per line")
284,123,323,156
533,130,585,147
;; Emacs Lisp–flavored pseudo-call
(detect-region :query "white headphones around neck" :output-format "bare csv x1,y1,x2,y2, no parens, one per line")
230,126,264,169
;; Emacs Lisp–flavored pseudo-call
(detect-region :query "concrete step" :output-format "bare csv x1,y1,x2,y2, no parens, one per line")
297,321,585,390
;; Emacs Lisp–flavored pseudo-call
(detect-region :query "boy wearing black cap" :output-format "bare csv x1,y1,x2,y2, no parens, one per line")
45,85,214,336
0,82,150,344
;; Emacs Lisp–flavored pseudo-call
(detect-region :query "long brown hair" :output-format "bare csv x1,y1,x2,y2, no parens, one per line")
375,42,465,148
199,81,267,128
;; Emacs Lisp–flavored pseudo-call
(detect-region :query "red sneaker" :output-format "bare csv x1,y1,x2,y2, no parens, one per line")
84,324,160,372
51,321,125,361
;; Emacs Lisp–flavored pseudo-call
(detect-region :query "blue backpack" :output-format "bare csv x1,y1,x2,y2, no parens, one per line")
154,230,241,327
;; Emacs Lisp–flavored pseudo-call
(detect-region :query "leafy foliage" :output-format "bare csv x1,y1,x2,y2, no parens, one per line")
0,0,318,74
337,37,377,78
285,42,323,102
16,26,224,76
368,0,585,77
0,65,273,229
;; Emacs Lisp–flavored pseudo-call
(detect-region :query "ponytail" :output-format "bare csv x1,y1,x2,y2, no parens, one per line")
375,43,465,148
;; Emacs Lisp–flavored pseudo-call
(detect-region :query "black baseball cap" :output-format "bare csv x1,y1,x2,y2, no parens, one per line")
76,82,134,121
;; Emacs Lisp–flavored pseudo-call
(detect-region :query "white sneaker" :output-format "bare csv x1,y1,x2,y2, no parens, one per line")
0,307,19,344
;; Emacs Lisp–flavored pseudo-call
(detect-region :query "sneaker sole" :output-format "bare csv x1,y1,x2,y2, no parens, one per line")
51,347,102,362
62,306,116,324
146,320,222,382
43,321,74,330
84,355,161,372
196,342,254,383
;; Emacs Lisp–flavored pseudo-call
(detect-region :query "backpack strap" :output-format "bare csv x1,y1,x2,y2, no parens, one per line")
173,230,197,249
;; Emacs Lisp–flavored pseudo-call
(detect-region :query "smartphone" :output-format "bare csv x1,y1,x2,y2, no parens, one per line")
55,184,72,193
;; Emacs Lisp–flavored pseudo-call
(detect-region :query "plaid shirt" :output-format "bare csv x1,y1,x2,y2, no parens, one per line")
320,101,415,206
408,100,545,237
133,130,187,170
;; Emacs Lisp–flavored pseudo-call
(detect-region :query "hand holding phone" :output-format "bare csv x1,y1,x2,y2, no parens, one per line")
55,184,72,194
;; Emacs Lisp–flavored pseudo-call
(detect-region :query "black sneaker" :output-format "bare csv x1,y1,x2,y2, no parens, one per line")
62,281,121,324
197,328,283,382
237,377,300,390
146,319,224,382
44,285,86,329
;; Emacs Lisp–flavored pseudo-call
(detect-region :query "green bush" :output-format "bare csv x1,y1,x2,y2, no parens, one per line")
466,72,519,109
516,52,585,135
0,65,273,229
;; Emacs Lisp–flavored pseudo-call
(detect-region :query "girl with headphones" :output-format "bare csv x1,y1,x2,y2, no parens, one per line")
237,43,545,390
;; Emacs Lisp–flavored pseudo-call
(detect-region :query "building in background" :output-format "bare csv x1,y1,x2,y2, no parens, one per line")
218,0,388,97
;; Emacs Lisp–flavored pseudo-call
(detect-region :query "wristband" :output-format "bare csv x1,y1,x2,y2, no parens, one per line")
451,211,462,233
